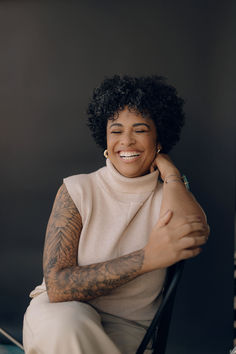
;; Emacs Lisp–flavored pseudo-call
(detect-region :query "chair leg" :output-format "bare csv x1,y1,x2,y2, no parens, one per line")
152,296,175,354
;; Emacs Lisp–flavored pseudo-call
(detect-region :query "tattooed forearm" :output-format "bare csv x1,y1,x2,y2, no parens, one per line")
43,184,145,303
48,250,144,302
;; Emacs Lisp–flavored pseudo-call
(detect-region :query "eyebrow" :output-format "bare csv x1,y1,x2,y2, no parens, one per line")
109,123,150,129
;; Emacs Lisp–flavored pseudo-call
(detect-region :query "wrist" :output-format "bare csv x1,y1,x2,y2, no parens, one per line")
163,168,181,180
164,173,190,190
141,246,156,274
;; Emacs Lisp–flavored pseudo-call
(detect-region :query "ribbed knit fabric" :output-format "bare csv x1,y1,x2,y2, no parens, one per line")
30,159,166,321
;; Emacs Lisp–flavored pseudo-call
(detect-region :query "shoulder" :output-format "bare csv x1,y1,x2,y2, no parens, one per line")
53,183,78,213
61,166,106,216
63,166,106,193
64,165,105,185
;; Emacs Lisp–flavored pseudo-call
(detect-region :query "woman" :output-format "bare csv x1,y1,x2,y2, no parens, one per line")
23,75,209,354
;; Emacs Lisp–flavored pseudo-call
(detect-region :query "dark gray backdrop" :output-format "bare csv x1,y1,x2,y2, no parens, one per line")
0,1,235,353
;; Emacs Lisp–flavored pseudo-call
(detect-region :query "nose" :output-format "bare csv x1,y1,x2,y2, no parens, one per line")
120,131,136,146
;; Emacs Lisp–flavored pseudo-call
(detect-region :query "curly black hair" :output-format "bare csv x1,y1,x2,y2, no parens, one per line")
87,75,185,153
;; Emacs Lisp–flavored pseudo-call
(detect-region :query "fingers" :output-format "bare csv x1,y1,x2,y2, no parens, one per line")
205,223,210,237
176,221,210,239
157,210,173,227
149,153,172,173
181,247,202,260
149,155,159,173
176,226,210,261
153,154,176,176
155,153,172,163
188,225,210,240
178,235,207,250
149,163,157,173
175,214,204,225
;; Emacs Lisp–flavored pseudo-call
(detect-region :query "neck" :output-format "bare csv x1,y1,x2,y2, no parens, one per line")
105,158,159,194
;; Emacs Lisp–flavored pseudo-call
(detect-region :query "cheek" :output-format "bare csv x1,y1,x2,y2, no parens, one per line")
106,131,112,145
145,136,157,150
145,141,157,161
107,135,117,151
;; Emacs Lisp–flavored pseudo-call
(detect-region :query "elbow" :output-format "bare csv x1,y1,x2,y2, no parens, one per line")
189,192,208,223
44,274,62,303
44,270,80,303
46,283,59,303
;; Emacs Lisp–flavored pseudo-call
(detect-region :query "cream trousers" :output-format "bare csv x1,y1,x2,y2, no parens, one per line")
23,292,152,354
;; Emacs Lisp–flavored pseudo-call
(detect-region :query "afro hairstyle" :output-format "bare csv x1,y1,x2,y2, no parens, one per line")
87,75,185,153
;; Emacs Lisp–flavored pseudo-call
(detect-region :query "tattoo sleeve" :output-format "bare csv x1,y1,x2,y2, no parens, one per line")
43,184,145,303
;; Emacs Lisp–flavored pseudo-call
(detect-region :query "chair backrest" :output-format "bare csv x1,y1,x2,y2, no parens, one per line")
136,260,185,354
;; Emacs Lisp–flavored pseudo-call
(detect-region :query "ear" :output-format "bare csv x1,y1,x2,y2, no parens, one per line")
157,144,162,153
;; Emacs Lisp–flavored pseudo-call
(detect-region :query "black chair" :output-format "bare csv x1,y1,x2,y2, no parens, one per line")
136,260,185,354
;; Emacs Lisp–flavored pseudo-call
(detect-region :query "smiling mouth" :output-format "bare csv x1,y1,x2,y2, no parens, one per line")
119,151,141,160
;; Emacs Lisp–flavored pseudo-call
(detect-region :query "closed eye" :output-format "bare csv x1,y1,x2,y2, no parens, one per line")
135,130,148,133
111,131,122,134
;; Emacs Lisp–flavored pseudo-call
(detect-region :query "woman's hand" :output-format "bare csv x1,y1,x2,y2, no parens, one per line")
146,152,210,272
150,153,180,181
143,210,209,272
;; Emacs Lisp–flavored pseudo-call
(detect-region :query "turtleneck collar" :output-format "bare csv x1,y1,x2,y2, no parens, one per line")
103,158,159,194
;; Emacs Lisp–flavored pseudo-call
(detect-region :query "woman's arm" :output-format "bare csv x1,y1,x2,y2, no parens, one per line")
143,154,210,273
155,154,207,222
43,184,146,303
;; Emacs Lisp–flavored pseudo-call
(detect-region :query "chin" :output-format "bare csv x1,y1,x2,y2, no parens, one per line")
110,157,151,178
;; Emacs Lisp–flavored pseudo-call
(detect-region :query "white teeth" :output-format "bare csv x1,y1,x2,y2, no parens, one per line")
119,151,141,157
121,156,139,160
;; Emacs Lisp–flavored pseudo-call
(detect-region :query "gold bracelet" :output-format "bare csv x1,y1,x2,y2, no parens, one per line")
164,174,190,190
165,174,181,180
164,178,183,185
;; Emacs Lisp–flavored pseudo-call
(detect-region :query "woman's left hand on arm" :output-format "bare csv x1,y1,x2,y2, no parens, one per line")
150,153,210,248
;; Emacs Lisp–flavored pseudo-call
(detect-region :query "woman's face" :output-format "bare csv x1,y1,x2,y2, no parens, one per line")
106,108,159,178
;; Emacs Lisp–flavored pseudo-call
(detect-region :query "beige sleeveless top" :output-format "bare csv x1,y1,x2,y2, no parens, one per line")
30,159,166,321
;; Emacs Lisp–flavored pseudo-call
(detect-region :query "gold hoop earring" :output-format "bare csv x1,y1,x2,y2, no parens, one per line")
104,149,108,159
